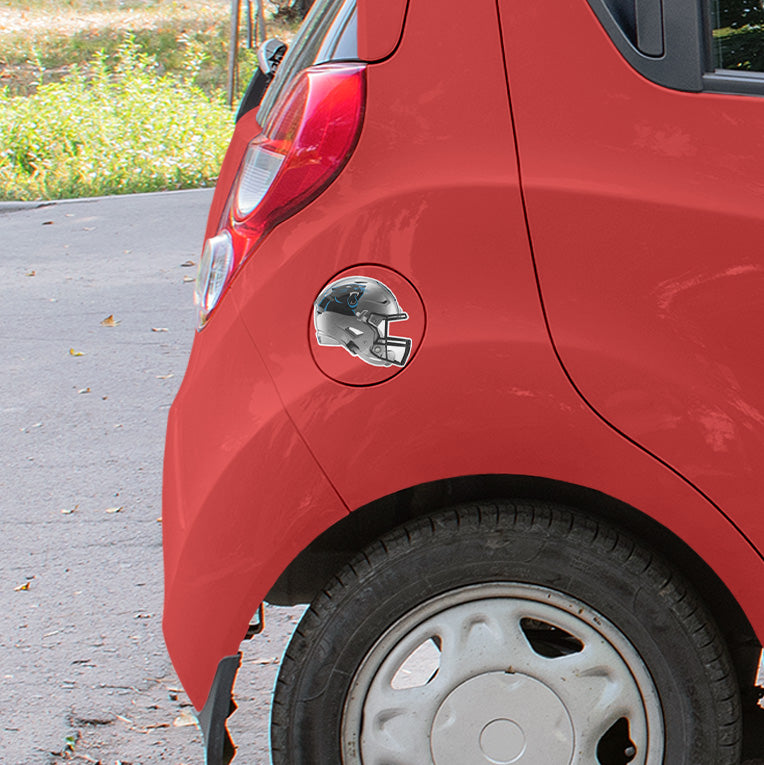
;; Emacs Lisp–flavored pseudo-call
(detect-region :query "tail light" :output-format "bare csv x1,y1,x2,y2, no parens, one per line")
196,63,366,328
194,231,233,317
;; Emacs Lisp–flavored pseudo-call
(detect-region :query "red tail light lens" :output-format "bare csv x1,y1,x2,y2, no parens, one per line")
231,62,366,261
195,63,365,328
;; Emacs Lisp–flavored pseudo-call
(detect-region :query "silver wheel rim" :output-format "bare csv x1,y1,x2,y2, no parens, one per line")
341,583,664,765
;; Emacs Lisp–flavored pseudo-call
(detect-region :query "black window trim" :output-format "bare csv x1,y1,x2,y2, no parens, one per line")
585,0,764,96
704,68,764,95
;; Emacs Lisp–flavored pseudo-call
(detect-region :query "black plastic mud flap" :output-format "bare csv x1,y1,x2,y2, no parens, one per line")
197,653,242,765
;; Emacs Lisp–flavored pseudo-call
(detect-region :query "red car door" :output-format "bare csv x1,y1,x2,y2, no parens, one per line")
499,0,764,554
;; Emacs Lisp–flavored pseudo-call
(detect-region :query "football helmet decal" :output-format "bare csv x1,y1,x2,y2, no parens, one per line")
314,277,412,367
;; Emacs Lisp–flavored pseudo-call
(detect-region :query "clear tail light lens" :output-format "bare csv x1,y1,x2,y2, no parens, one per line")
195,231,233,327
235,146,285,216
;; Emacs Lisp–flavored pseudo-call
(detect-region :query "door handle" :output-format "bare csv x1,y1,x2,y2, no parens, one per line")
636,0,665,56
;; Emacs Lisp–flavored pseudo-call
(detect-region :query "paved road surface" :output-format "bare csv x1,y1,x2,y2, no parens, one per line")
2,191,762,765
0,190,302,765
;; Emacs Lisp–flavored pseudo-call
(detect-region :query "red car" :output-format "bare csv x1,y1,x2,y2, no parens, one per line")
163,0,764,762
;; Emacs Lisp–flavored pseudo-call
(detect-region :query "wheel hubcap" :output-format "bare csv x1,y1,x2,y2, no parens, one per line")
480,718,526,763
431,672,573,764
341,584,663,765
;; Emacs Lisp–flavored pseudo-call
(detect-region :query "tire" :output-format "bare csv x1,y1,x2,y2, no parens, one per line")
271,503,742,764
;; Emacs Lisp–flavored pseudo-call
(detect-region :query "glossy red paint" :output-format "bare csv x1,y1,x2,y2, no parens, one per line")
497,0,764,555
234,0,764,637
356,0,408,61
163,0,764,733
162,293,347,708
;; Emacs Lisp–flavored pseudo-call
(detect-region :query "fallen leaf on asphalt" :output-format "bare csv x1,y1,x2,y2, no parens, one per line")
100,314,119,327
172,711,198,728
182,275,195,283
78,387,91,394
180,260,196,267
69,348,85,356
151,327,169,332
14,582,30,591
42,220,54,226
156,374,174,380
61,505,79,515
156,517,162,523
105,506,123,514
25,270,36,277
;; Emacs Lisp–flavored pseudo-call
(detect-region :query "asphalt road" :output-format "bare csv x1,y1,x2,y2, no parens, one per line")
2,191,763,765
0,190,303,765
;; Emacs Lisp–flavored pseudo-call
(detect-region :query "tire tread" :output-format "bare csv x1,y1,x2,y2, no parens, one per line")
271,502,742,764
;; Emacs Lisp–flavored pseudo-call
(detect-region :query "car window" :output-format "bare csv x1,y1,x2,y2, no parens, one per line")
257,0,358,127
711,0,764,71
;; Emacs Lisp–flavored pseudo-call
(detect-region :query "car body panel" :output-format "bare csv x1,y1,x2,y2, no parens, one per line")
163,0,764,721
232,0,764,638
357,0,408,61
162,293,348,709
498,0,764,554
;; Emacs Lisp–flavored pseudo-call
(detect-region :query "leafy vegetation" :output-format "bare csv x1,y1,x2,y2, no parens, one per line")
711,0,764,70
0,1,300,97
0,1,303,200
713,0,764,28
713,25,764,71
270,0,315,21
0,37,234,200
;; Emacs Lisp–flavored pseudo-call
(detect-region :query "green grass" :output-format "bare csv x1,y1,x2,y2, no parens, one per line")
0,1,300,200
0,37,235,200
0,1,291,97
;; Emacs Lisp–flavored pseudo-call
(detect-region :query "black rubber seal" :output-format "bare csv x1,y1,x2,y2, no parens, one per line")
197,653,242,765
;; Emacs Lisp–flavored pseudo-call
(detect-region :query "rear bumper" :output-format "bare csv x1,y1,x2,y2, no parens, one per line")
162,292,347,710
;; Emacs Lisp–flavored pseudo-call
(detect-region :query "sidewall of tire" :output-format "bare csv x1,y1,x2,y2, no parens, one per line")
270,504,740,765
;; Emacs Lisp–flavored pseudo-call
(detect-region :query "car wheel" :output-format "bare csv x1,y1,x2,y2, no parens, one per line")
270,503,741,764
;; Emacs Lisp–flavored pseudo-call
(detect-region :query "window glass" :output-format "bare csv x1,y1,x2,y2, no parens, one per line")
257,0,357,126
711,0,764,71
325,7,358,61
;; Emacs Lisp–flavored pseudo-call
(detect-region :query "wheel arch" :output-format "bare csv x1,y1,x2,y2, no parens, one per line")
266,473,760,699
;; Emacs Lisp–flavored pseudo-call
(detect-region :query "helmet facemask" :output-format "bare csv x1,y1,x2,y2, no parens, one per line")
363,310,411,366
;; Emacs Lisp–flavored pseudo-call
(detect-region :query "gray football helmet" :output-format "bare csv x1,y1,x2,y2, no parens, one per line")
314,277,412,367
